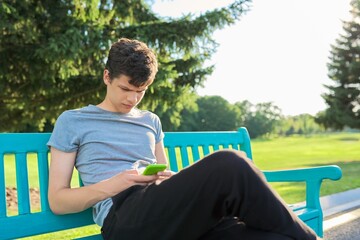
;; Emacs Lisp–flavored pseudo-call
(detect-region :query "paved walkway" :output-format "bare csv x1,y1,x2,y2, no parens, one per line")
321,188,360,240
322,188,360,217
323,208,360,239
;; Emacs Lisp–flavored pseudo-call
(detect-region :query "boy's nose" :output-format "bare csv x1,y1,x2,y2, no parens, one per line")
127,92,138,103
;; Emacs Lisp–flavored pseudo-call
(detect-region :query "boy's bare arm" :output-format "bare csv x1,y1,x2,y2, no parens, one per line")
48,147,159,214
154,140,176,180
155,140,168,165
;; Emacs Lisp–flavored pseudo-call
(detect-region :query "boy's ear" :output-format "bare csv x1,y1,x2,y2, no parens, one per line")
103,69,111,85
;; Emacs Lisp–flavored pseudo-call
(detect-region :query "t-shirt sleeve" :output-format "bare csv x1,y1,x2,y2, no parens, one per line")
154,114,164,143
47,111,80,152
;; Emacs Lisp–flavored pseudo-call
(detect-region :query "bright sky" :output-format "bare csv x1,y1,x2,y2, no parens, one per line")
152,0,353,116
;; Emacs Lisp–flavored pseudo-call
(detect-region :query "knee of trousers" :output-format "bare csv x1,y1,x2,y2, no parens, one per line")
203,149,254,175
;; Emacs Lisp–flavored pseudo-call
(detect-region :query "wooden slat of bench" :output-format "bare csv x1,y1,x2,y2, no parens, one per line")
0,133,50,153
38,151,51,211
15,152,31,215
0,154,6,218
0,209,95,239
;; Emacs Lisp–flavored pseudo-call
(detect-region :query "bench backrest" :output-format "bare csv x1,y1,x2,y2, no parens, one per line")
0,133,94,239
164,127,253,171
0,128,252,239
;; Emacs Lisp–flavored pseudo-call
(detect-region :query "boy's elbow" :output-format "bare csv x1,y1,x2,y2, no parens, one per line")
49,199,63,215
48,194,66,215
48,192,87,215
50,207,62,215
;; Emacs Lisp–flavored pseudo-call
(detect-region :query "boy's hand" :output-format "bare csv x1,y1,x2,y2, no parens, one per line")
122,169,159,185
155,170,176,184
157,170,175,177
104,169,159,197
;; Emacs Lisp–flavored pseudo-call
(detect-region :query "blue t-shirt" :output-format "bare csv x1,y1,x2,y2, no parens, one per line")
47,105,164,226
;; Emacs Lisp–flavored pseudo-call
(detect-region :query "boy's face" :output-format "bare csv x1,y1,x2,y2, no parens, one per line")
103,70,149,113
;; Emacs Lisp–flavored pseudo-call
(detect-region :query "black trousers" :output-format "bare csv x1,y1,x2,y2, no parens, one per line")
101,150,317,240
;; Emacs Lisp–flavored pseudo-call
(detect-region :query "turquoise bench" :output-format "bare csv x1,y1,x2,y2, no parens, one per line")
0,128,342,239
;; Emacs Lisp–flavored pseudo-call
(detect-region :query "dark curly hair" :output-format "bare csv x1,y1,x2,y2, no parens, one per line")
105,38,158,87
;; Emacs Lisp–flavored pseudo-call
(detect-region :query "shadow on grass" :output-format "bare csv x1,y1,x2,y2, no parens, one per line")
337,137,359,141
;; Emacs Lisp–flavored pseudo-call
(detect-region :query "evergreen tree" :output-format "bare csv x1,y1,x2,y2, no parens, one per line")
0,0,251,132
317,0,360,129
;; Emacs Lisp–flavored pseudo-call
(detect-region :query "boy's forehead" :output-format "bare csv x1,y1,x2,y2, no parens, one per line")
118,78,150,90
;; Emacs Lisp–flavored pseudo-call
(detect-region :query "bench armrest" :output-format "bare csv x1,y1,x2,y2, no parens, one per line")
263,165,342,182
262,165,342,210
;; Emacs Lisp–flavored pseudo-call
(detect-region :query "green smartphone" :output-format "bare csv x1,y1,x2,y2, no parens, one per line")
142,164,167,175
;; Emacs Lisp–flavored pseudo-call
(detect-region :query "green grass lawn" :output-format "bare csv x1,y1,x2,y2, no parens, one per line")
252,132,360,203
4,132,360,239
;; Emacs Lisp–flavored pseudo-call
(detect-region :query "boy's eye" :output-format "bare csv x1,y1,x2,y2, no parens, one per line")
120,86,146,93
120,87,130,91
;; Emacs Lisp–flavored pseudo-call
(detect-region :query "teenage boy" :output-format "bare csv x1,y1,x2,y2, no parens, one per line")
47,38,319,240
